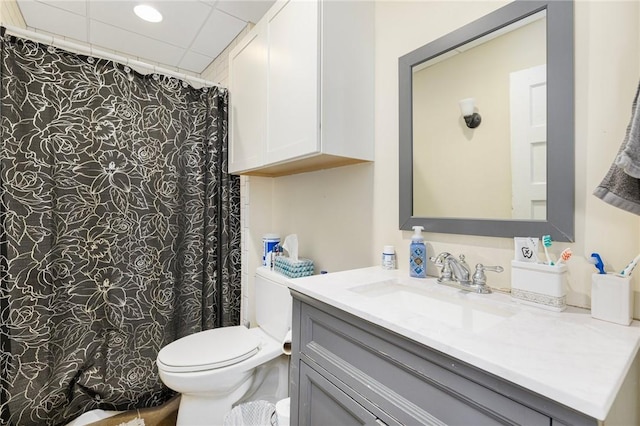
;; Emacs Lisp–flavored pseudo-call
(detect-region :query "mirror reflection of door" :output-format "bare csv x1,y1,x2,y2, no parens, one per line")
510,65,547,220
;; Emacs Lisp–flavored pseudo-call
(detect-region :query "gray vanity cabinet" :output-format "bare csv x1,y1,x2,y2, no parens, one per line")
298,361,392,425
290,291,598,426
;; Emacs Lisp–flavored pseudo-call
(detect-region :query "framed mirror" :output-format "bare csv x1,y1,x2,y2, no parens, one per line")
399,0,574,241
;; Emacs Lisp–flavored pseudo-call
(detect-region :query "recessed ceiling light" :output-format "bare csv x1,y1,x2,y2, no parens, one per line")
134,4,163,23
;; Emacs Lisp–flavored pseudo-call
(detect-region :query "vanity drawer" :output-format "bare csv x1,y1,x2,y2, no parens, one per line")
292,292,595,426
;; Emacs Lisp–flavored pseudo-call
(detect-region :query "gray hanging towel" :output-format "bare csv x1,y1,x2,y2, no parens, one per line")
594,80,640,215
615,81,640,177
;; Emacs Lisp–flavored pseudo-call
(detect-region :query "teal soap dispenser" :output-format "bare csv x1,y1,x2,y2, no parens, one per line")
409,226,427,278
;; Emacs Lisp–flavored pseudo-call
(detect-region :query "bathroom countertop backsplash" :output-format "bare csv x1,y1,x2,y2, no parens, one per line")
287,267,640,421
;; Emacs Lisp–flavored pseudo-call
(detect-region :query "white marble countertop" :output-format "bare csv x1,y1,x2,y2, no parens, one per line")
286,266,640,421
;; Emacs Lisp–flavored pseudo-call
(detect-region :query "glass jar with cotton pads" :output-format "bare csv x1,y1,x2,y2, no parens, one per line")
262,234,281,268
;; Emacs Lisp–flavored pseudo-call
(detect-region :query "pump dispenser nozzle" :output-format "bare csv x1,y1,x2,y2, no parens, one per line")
411,226,425,241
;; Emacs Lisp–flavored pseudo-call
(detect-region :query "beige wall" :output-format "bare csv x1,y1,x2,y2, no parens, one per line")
0,0,25,27
242,0,640,323
4,0,640,321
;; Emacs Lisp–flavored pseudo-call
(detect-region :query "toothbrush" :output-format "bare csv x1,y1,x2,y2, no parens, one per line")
555,248,572,265
542,235,553,265
590,252,606,274
619,253,640,277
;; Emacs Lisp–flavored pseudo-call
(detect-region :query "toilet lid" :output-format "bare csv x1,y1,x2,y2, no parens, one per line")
158,326,261,373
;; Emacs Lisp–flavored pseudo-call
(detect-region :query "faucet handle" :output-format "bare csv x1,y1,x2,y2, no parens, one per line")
429,252,452,280
472,264,504,289
479,264,504,273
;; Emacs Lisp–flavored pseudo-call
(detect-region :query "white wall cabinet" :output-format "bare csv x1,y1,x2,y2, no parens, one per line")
228,0,374,177
228,24,267,173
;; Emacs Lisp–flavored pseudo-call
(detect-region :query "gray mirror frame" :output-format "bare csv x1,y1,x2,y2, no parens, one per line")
399,0,574,242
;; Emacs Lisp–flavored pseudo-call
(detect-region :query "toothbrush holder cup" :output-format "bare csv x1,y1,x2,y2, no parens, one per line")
511,260,567,312
591,273,633,326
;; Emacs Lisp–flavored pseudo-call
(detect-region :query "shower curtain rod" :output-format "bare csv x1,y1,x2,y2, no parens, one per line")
2,24,219,89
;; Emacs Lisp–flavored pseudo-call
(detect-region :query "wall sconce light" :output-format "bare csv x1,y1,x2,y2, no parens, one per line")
458,97,481,129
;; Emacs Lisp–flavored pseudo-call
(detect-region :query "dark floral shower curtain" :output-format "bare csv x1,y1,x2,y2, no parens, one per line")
0,33,241,425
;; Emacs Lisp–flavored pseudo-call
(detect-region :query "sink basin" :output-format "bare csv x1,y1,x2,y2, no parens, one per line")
350,280,514,332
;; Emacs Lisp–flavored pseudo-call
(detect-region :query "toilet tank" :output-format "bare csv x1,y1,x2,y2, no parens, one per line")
255,267,292,341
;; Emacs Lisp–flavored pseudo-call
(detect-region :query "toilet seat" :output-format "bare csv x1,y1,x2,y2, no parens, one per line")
158,326,261,373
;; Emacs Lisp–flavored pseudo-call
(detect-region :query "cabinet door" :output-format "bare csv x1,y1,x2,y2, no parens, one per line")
298,361,383,426
228,24,267,174
265,0,320,165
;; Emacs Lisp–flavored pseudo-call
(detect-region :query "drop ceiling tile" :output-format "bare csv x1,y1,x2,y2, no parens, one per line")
179,50,215,74
15,0,274,77
190,9,245,58
31,0,87,16
216,0,274,24
89,1,212,49
17,0,88,41
90,21,186,68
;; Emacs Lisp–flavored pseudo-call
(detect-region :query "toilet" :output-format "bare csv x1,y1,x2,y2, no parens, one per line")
157,267,292,425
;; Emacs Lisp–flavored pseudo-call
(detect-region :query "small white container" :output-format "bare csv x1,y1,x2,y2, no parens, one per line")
511,260,567,311
591,273,633,326
382,245,396,270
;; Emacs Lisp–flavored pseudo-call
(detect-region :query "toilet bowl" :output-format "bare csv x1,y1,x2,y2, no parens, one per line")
157,268,291,425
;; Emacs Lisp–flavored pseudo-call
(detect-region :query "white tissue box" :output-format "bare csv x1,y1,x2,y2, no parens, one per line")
591,273,633,326
511,260,567,311
274,256,314,278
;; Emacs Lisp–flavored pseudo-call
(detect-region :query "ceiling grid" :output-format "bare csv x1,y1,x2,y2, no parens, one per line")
15,0,274,74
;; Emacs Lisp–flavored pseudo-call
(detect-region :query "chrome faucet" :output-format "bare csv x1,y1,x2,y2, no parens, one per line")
429,252,471,284
429,252,503,294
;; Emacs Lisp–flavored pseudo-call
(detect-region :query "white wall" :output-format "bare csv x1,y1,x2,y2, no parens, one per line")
0,0,25,27
241,0,640,324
